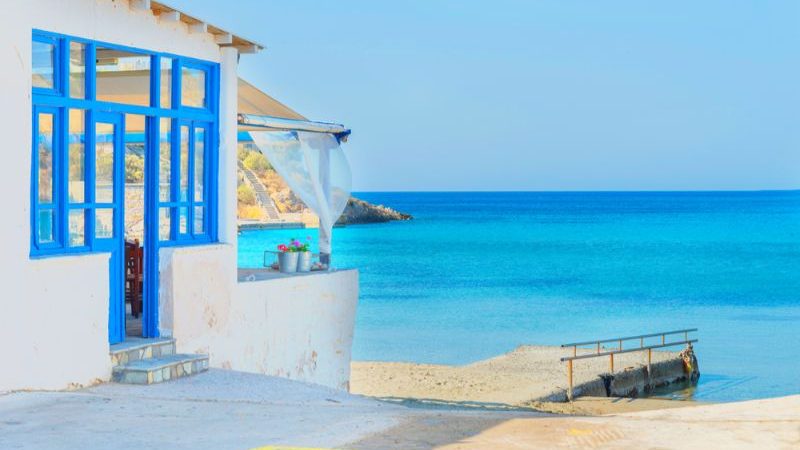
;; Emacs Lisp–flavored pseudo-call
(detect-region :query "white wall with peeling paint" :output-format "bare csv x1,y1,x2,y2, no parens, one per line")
160,245,359,391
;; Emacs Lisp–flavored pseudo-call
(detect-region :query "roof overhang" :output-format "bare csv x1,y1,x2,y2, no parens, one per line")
132,1,264,53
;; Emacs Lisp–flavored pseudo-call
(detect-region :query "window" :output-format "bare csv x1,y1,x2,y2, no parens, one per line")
181,66,206,108
160,58,173,108
96,47,151,107
32,38,57,90
69,42,86,98
33,109,58,246
158,121,210,241
31,30,219,256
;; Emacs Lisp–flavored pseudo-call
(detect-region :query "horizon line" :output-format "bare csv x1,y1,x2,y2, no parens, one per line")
351,188,800,194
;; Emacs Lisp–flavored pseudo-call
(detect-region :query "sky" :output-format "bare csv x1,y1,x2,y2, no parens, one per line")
170,0,800,192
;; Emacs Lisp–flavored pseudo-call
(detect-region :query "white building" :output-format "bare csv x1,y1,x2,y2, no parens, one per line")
0,0,358,392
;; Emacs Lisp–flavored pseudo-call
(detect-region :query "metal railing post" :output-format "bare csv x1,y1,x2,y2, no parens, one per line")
567,360,573,401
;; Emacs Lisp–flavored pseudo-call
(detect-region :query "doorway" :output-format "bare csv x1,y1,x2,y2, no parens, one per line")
123,114,147,338
93,112,126,344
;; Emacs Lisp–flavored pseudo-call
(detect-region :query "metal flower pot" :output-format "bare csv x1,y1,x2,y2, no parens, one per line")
297,251,312,272
278,252,299,273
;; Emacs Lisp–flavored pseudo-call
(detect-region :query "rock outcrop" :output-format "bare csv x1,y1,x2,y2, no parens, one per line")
338,197,412,225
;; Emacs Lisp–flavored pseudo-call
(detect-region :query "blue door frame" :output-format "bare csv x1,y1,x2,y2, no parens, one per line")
92,112,126,344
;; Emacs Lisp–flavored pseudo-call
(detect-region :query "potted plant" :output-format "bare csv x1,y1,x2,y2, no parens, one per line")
293,237,313,272
276,243,299,273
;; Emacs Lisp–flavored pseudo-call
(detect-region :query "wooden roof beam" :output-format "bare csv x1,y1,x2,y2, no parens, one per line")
130,0,151,11
158,10,181,24
189,22,208,34
214,33,234,45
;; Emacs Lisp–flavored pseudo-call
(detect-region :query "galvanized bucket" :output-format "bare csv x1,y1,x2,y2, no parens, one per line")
278,252,299,273
297,251,312,272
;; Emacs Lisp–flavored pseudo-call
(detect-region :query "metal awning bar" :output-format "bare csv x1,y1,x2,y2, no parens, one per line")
238,113,351,140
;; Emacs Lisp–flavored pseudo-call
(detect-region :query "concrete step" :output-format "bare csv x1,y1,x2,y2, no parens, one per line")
109,337,175,367
112,353,209,385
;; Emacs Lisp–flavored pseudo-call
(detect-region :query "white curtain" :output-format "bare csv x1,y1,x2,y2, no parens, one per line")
248,130,351,263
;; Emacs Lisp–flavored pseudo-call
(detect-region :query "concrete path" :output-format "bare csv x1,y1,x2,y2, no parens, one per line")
0,369,797,450
0,370,544,450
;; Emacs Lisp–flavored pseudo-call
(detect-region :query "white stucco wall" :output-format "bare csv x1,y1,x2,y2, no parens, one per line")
160,245,359,391
0,0,227,393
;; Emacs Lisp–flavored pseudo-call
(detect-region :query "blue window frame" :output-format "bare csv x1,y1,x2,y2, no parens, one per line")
30,30,220,257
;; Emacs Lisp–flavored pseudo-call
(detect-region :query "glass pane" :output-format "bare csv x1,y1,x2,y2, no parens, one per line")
125,115,146,243
181,66,206,107
37,113,54,203
194,206,204,235
96,208,114,239
68,109,85,203
179,125,189,201
38,210,54,244
68,209,86,247
96,47,151,106
69,42,85,98
159,118,171,202
160,58,172,108
95,122,115,203
32,40,55,89
159,207,171,241
179,206,188,235
194,127,205,202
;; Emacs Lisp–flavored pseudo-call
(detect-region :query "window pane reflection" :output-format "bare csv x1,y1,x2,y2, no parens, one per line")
159,207,171,241
33,40,55,89
95,122,115,203
179,125,189,201
37,113,54,203
194,206,204,234
181,67,206,107
160,58,172,108
68,109,86,203
96,208,114,238
69,42,86,98
194,127,204,202
38,210,54,244
69,209,86,247
179,206,188,235
159,118,171,202
96,47,151,106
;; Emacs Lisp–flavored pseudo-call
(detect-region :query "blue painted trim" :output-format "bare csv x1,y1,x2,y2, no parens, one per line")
30,29,222,342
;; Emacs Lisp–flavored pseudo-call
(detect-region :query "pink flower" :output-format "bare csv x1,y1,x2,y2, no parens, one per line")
278,244,288,252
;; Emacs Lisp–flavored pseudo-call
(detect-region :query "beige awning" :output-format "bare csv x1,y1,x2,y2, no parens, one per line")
238,78,306,120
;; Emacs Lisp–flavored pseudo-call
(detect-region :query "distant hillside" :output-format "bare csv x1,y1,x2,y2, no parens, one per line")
237,144,411,225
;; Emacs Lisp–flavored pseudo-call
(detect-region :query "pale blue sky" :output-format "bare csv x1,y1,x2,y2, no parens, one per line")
170,0,799,191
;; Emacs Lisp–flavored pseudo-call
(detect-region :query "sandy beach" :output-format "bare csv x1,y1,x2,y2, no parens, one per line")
351,345,690,413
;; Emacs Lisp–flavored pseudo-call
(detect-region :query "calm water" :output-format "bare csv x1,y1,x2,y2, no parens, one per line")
238,191,800,402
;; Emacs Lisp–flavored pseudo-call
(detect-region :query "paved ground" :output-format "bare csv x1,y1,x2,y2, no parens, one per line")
0,369,798,450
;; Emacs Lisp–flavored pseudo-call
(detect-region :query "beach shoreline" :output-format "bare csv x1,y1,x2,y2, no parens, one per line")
351,345,696,415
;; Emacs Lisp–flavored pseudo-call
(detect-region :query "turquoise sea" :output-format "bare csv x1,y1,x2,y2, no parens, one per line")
238,191,800,402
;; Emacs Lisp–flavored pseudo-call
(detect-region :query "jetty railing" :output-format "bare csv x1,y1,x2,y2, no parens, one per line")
560,328,698,400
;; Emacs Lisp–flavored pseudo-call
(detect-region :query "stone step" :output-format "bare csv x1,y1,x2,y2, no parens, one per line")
112,353,209,385
109,337,176,367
